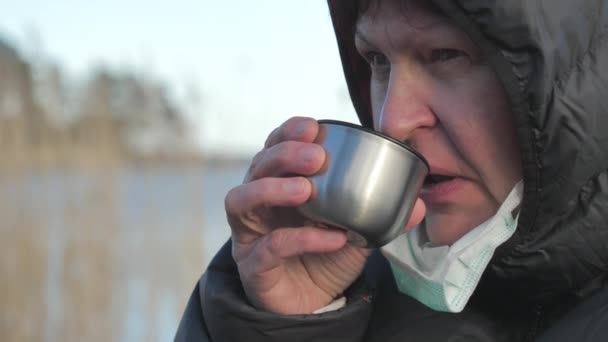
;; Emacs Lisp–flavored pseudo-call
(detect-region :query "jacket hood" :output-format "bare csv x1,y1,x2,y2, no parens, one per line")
327,0,608,302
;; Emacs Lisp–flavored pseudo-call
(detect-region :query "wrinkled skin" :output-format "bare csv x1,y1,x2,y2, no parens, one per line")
225,116,425,314
226,0,521,315
356,0,521,245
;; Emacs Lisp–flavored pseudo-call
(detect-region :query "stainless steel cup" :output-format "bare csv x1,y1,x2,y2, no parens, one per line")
297,120,429,248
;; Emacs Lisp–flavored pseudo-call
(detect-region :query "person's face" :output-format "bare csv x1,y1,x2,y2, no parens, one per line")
355,0,522,245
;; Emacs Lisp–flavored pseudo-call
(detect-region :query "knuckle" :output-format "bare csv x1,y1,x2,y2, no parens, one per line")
255,142,299,178
295,229,312,246
224,186,242,213
260,178,279,197
267,230,287,256
264,117,315,148
261,180,275,195
288,116,312,127
285,116,305,126
282,117,308,138
294,229,316,252
299,144,323,165
264,127,279,147
251,150,265,166
273,142,295,167
227,179,275,212
247,150,266,180
274,123,289,142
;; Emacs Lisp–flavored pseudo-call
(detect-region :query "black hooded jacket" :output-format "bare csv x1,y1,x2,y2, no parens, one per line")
176,0,608,341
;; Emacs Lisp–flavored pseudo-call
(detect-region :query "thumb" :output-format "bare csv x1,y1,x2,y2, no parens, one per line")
404,198,426,233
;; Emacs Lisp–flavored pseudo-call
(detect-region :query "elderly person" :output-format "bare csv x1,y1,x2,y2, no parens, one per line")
176,0,608,341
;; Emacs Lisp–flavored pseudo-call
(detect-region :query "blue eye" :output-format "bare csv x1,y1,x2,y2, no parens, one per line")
429,49,468,62
364,52,390,68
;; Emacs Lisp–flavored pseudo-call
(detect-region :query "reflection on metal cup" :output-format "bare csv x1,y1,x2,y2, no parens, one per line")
297,120,429,248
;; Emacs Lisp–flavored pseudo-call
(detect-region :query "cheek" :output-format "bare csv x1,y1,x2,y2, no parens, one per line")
473,75,521,170
441,67,513,141
370,82,387,127
439,71,521,196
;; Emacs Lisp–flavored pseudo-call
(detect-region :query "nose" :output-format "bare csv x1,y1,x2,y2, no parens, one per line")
375,66,437,143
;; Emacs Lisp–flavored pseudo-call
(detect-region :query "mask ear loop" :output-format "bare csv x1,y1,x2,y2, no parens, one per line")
511,204,521,220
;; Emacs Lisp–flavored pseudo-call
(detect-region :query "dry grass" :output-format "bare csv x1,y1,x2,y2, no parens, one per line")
0,40,220,341
0,119,210,342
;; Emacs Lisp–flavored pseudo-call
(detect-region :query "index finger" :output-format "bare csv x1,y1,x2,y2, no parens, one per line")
264,116,319,148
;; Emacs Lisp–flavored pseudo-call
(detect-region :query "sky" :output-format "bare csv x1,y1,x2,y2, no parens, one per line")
0,0,359,155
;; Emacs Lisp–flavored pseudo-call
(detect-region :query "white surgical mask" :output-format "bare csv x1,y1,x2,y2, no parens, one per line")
381,181,523,313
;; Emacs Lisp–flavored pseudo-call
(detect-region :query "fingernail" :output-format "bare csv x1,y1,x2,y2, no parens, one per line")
299,145,320,163
284,179,306,194
326,229,345,241
294,121,308,137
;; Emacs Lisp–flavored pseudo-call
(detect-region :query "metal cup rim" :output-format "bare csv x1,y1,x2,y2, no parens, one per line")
317,119,430,171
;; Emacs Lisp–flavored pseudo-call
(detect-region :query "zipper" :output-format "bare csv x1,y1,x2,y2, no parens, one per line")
524,304,543,342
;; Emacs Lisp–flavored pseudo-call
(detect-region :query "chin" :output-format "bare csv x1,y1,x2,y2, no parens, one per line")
426,228,467,246
424,211,494,246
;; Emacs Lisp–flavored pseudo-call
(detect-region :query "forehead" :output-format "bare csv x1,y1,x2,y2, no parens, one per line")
356,0,447,30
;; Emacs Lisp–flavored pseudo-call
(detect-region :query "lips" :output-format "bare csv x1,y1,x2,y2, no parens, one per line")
424,174,455,185
423,166,459,186
420,167,468,203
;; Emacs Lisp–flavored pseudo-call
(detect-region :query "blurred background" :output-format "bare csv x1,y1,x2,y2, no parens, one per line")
0,0,358,341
